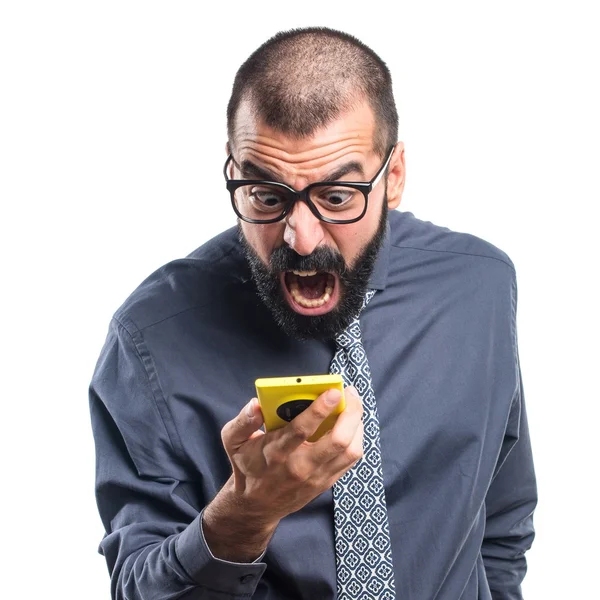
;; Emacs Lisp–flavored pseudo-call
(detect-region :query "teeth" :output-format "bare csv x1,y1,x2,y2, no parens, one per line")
290,286,334,308
292,270,317,276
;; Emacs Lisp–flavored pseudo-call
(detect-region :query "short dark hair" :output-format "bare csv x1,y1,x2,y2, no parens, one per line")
227,27,398,158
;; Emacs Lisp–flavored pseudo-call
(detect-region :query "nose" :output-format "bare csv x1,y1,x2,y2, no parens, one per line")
283,200,326,256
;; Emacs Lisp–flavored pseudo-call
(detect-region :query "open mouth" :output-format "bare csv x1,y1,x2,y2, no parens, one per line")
281,270,339,315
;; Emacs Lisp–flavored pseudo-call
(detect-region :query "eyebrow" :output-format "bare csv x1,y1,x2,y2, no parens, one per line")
238,159,367,184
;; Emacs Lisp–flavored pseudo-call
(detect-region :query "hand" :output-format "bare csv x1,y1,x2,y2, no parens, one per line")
202,386,364,561
226,385,364,521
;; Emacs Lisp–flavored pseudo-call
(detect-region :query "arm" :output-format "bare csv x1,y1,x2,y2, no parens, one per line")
90,319,266,600
482,362,537,600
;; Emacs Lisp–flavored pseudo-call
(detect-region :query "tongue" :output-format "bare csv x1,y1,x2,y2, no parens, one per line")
296,273,328,299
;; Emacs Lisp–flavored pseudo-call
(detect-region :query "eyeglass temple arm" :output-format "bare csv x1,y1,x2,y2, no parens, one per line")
223,154,234,180
370,146,395,190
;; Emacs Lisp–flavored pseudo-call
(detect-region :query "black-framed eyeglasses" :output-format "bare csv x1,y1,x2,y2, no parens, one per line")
223,145,395,224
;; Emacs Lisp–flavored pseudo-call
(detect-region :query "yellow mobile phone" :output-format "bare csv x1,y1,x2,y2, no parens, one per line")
255,374,345,442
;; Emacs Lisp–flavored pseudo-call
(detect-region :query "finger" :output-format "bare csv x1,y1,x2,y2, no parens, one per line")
319,420,364,482
222,398,265,452
343,386,362,411
309,386,363,465
275,388,343,453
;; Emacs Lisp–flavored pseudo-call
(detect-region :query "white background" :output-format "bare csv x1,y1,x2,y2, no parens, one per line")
1,1,598,598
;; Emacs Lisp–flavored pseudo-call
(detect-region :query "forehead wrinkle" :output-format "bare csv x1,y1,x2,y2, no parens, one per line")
239,131,370,159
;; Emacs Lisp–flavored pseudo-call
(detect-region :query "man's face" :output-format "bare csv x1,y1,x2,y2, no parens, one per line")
230,100,405,339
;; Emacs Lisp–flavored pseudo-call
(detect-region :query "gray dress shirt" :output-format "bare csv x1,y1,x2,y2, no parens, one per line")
89,209,537,599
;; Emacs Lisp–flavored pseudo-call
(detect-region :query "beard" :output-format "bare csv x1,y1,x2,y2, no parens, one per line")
239,201,388,341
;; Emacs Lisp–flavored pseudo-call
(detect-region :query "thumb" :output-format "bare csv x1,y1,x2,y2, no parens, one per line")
222,398,265,451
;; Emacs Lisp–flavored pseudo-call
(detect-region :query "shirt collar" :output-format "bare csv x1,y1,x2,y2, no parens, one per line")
368,219,391,291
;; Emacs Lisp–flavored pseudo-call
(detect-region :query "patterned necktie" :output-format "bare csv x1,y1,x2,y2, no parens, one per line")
330,290,396,600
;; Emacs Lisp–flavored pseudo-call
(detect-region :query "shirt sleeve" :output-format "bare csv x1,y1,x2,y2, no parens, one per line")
89,318,267,599
482,345,537,596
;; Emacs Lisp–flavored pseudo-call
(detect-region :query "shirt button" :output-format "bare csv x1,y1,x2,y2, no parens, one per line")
240,574,255,584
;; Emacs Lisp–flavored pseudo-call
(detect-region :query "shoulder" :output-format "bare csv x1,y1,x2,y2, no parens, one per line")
388,210,515,272
385,210,518,316
113,226,250,333
387,210,516,291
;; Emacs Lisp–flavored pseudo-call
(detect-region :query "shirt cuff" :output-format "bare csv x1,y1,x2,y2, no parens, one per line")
175,510,267,596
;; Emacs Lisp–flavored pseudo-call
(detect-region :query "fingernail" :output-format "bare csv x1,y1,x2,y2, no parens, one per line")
246,398,255,418
325,390,341,406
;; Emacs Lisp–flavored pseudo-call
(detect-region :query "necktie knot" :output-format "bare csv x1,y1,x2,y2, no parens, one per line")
335,320,362,350
334,289,376,350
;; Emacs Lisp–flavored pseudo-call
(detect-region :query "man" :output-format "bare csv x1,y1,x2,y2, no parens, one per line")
90,27,536,599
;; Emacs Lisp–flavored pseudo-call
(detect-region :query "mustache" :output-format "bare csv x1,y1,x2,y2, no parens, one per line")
269,245,347,275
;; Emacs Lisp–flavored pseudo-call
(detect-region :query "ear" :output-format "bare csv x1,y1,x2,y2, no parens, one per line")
386,142,406,210
225,141,231,156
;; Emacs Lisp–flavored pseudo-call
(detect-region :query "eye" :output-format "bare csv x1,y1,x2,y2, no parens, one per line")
315,187,357,209
248,186,289,212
